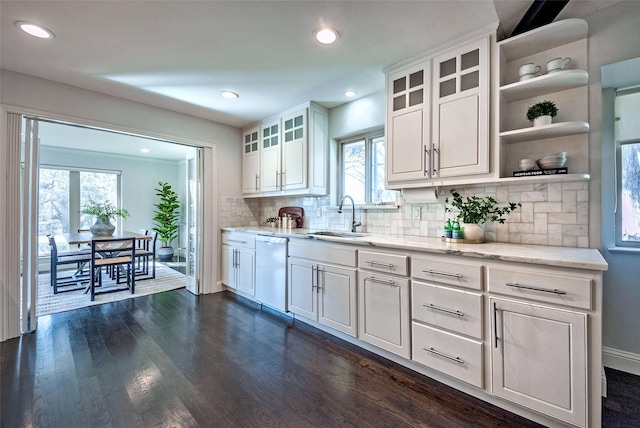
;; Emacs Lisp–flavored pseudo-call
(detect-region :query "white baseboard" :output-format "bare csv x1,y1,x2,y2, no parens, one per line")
603,346,640,377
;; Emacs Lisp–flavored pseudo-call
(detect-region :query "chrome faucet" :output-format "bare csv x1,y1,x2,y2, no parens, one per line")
338,195,362,233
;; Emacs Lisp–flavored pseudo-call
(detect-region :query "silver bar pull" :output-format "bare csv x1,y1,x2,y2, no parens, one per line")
280,170,285,189
423,303,464,317
227,239,247,244
424,146,431,178
432,147,439,177
311,265,317,291
365,260,394,268
275,170,279,189
493,301,499,348
316,266,322,292
367,276,397,287
506,282,567,295
255,174,259,191
422,269,463,279
424,347,464,364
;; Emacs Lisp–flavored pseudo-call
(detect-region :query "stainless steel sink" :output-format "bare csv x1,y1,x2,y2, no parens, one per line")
307,231,367,238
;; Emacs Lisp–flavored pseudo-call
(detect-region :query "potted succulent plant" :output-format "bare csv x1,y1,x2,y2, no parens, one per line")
526,100,558,127
81,201,129,236
266,217,279,227
445,189,521,241
152,182,180,261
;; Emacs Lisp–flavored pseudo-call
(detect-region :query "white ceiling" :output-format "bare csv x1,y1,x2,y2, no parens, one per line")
2,1,621,159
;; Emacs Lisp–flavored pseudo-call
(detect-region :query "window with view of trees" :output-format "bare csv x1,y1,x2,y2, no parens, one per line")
38,167,120,255
340,132,397,205
615,88,640,246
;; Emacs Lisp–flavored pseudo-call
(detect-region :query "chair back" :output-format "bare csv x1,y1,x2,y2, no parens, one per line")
48,235,58,273
91,237,136,265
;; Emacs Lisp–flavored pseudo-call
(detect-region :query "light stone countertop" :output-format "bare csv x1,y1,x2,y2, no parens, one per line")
222,226,608,271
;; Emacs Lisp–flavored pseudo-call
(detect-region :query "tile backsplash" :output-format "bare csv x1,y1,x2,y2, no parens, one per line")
219,180,589,248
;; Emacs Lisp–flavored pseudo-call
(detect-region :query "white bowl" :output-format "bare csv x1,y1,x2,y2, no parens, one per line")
537,159,567,169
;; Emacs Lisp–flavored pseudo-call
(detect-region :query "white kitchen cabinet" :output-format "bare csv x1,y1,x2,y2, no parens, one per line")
386,61,431,183
252,102,328,197
490,297,587,427
288,240,357,337
432,35,490,178
497,19,589,181
241,125,260,195
221,232,255,296
358,272,410,358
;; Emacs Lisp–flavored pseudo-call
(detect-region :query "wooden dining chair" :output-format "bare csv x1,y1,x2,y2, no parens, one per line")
48,235,92,294
90,237,136,301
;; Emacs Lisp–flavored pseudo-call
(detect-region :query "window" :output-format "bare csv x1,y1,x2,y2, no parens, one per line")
340,131,397,205
615,88,640,247
38,166,121,255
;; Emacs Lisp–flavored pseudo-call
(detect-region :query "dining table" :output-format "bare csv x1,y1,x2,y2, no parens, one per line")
62,230,152,246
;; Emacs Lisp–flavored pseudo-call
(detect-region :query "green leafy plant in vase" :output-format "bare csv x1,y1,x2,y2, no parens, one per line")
526,100,558,127
153,182,180,261
445,189,521,242
81,201,129,236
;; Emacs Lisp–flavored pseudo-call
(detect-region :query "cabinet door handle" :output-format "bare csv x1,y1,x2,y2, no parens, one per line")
424,347,464,365
493,301,499,348
432,147,439,177
255,174,259,191
367,276,397,287
364,260,394,268
316,266,322,293
311,265,317,291
228,239,247,244
422,269,463,279
423,303,464,317
424,146,431,178
506,282,567,295
280,171,285,189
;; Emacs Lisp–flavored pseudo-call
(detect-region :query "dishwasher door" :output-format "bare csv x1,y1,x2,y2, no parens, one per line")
255,236,288,312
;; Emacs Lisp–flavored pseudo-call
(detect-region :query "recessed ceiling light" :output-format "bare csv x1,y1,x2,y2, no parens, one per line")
140,148,150,153
314,27,339,45
221,90,239,99
345,91,356,97
16,21,54,39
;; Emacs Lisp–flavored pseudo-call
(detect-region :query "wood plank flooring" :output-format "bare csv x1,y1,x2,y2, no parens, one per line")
0,289,630,427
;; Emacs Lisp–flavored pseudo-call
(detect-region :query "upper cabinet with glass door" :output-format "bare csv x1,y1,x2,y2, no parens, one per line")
242,101,329,197
241,125,260,195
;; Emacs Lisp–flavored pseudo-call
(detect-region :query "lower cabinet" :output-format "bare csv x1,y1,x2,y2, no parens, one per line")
221,232,255,296
490,297,587,427
288,257,357,337
358,273,411,358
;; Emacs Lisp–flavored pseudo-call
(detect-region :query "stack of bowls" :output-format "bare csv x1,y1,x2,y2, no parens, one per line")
518,158,537,171
537,152,567,170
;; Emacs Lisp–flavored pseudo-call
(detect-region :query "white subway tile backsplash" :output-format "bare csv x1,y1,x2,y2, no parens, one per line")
219,180,590,248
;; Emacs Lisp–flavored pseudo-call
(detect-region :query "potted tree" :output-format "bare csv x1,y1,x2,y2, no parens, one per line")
445,189,521,242
153,182,180,261
526,100,558,127
81,201,129,236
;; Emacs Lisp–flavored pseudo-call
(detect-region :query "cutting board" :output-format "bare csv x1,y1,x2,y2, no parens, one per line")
278,206,304,228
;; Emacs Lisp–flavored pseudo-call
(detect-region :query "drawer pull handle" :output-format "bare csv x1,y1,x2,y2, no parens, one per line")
365,260,394,268
423,303,464,317
506,282,567,295
422,269,463,279
227,239,247,244
424,347,464,364
367,277,397,287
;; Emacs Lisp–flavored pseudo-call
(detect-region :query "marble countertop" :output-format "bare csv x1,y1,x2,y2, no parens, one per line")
222,226,608,271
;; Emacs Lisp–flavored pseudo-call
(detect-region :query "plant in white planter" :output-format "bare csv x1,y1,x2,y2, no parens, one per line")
152,182,180,262
445,189,521,242
526,100,558,127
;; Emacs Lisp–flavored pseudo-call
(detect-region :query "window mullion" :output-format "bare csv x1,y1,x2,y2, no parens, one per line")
69,171,80,233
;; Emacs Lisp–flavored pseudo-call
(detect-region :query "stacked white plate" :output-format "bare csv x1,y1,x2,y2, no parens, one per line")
518,158,537,171
537,152,567,169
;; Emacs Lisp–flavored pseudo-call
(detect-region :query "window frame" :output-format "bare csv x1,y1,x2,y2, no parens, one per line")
338,129,393,206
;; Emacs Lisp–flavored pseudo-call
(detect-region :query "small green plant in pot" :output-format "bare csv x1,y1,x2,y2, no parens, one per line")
445,189,521,241
153,182,180,261
526,100,558,127
81,201,129,236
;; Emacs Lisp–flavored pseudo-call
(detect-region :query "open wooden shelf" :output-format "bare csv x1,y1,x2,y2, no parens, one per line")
500,70,588,102
500,121,589,144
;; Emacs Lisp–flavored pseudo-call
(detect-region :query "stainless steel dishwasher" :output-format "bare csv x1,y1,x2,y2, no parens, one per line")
255,235,288,312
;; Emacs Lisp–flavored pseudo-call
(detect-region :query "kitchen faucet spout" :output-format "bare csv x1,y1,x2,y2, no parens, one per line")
338,195,362,233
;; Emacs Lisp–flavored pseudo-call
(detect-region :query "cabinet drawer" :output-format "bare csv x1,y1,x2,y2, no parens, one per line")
222,232,255,249
412,281,482,339
487,265,592,310
412,323,483,388
412,255,483,290
288,239,357,267
358,250,409,276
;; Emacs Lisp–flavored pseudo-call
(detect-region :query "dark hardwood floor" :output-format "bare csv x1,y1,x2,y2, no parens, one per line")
0,289,635,427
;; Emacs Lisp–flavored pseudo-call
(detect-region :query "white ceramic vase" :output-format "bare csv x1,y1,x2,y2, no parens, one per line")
462,222,485,242
533,115,552,127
